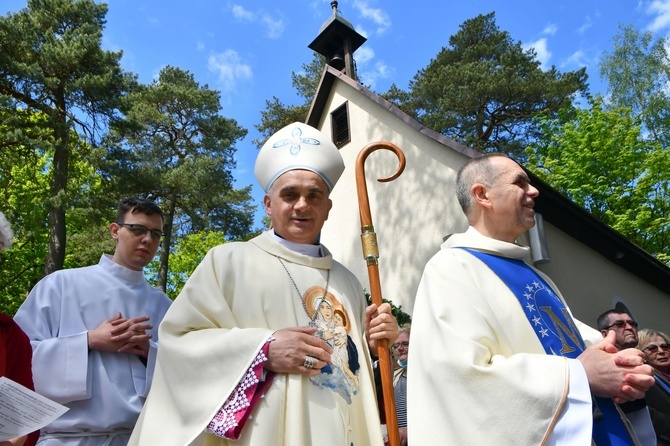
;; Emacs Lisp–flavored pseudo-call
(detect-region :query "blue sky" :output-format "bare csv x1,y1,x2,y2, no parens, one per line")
4,0,670,227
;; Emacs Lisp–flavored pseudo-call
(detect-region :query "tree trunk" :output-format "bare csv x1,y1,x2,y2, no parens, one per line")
44,116,69,275
157,197,176,292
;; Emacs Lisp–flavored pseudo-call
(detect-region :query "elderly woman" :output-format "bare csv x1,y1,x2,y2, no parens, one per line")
637,328,670,445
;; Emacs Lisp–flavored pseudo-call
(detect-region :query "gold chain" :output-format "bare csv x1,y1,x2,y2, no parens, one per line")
276,256,330,323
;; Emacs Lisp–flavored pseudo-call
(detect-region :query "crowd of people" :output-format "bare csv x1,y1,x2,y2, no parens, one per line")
1,122,669,445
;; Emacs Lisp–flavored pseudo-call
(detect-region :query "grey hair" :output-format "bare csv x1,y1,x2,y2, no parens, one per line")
0,212,13,251
637,328,670,349
456,153,511,218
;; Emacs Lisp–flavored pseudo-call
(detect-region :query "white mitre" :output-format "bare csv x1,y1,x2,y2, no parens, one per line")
254,122,345,193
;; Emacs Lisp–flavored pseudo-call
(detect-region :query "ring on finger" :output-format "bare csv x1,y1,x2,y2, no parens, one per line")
304,356,316,369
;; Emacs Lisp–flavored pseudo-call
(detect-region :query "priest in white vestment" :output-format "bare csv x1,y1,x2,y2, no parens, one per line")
408,153,656,445
15,198,172,446
129,123,398,446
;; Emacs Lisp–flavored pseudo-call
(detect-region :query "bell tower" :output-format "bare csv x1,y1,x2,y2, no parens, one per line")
308,1,366,80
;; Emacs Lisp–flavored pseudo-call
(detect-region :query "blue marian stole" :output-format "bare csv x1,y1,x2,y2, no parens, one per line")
463,248,635,446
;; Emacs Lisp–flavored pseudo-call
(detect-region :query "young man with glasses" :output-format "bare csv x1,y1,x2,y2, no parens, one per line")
14,198,172,446
596,309,657,445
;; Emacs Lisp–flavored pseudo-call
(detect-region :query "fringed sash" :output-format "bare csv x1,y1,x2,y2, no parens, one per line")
463,248,635,446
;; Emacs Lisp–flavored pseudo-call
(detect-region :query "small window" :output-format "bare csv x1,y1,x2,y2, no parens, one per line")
331,103,350,148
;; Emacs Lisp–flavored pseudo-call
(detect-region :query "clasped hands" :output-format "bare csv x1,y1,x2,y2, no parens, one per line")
88,312,153,358
266,302,398,377
578,330,655,403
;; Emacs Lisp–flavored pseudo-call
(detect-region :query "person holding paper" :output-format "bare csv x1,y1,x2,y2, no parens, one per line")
0,211,37,446
0,315,37,446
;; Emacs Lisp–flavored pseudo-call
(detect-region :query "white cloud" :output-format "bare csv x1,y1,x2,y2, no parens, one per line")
354,46,374,64
576,16,593,35
543,24,558,35
231,5,255,23
230,4,284,39
563,49,588,68
207,49,253,91
307,1,321,13
260,13,285,39
523,38,552,70
196,42,205,52
351,0,391,35
359,61,392,89
356,24,370,39
647,0,670,31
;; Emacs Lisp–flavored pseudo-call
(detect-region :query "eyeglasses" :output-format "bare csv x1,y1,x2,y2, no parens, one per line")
392,341,409,350
117,223,163,241
643,343,670,355
604,320,638,330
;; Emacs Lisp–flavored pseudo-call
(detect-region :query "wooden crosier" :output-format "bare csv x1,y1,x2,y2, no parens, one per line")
355,141,406,446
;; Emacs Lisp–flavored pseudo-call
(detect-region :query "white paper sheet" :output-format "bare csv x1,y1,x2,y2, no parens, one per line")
0,376,69,441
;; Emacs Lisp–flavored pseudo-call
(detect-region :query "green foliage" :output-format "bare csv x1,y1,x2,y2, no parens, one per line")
0,0,132,273
0,5,262,311
526,96,670,261
106,66,253,236
0,107,111,315
597,25,670,264
599,25,670,149
386,12,588,158
365,291,412,327
254,53,326,148
146,231,227,299
291,53,328,100
380,83,417,119
254,97,311,149
528,23,670,265
104,65,254,289
0,107,50,315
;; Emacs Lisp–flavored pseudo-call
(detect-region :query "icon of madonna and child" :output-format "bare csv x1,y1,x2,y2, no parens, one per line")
304,286,360,404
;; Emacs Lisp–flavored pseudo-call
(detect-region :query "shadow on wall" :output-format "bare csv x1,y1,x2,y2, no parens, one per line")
336,118,470,314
